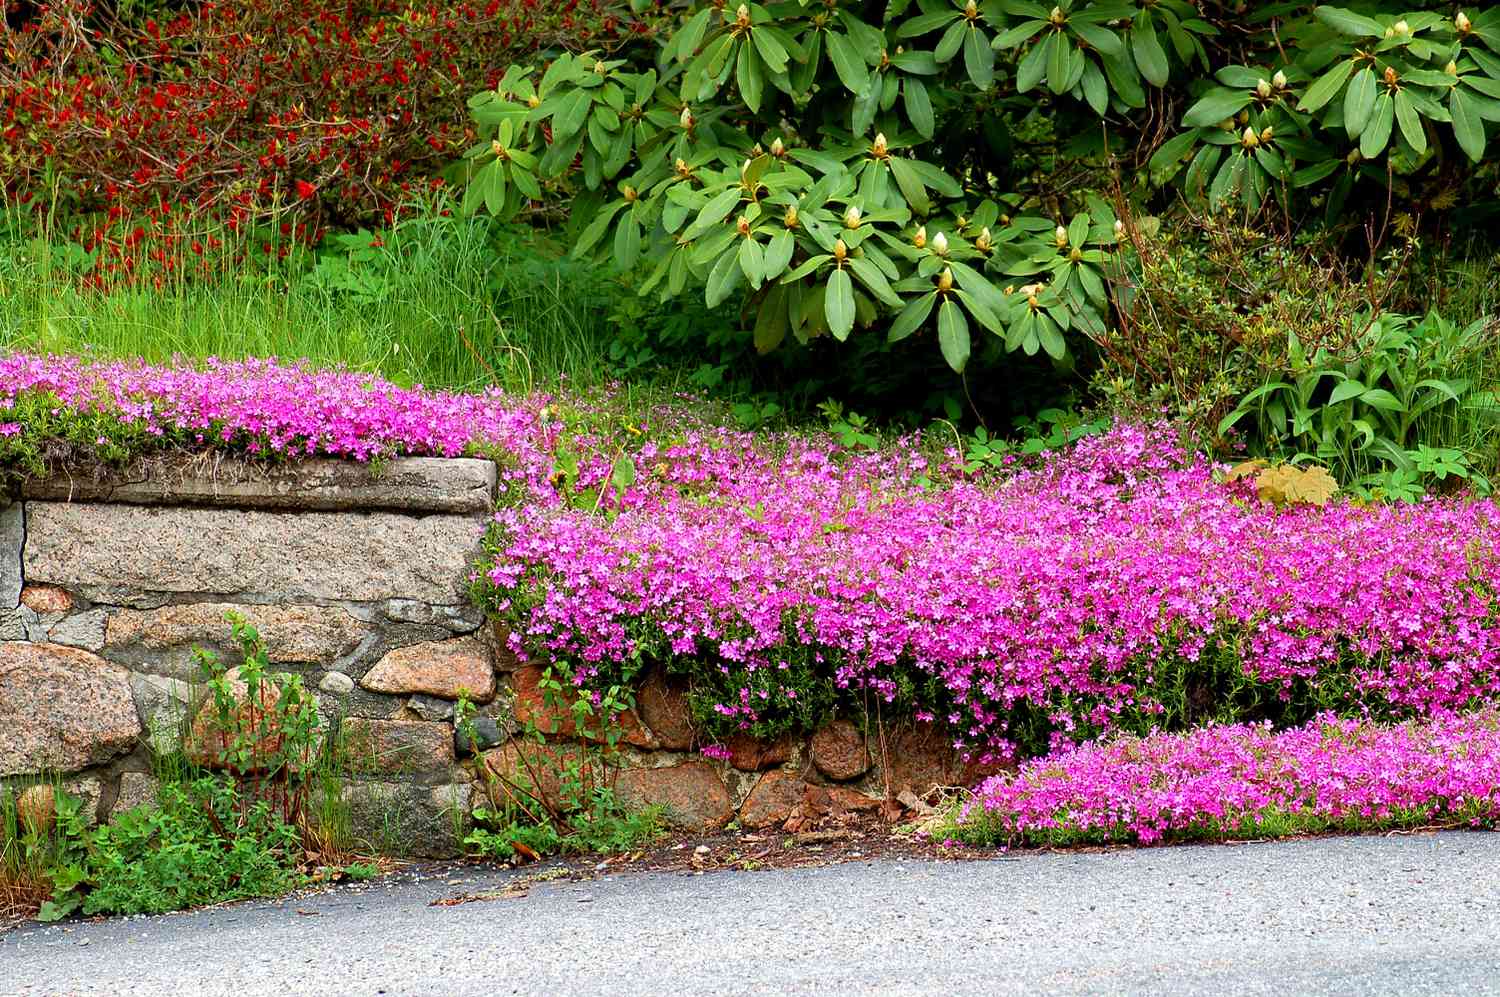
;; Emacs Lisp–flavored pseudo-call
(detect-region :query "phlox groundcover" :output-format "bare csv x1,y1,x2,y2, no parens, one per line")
954,711,1500,846
5,354,1500,767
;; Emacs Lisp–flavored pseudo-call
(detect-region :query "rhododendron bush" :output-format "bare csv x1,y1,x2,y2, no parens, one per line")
955,711,1500,846
6,353,1500,768
1,0,657,280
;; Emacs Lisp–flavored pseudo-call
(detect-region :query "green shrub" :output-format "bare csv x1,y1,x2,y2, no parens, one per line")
461,1,1500,380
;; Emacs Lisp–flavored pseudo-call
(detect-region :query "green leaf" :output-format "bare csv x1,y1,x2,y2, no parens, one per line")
554,90,592,139
1070,21,1123,57
1130,19,1169,88
763,230,795,279
611,455,636,492
1299,60,1353,113
613,215,642,271
685,188,744,240
751,26,790,73
965,25,996,89
736,41,765,112
1360,387,1407,412
936,20,967,63
887,157,930,214
937,298,971,372
826,267,856,340
706,248,743,307
897,10,960,39
1450,89,1487,161
826,31,871,94
1149,130,1200,182
1394,90,1427,154
888,291,937,342
996,20,1047,49
904,78,935,138
1315,6,1386,37
675,9,713,63
1048,32,1073,94
1182,87,1252,127
1360,93,1395,158
1080,60,1108,115
1016,35,1050,92
1343,66,1377,137
739,236,766,288
754,285,789,352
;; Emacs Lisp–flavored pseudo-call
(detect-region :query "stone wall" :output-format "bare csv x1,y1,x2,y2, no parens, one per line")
1,458,995,856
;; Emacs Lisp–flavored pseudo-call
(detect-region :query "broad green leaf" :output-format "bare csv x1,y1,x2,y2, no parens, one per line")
1080,60,1108,115
1360,387,1407,412
1182,87,1252,127
763,230,795,279
905,78,935,138
826,31,871,94
1131,20,1169,88
1149,130,1200,182
887,157,931,214
1299,60,1353,113
849,257,902,306
737,41,765,112
1360,93,1395,158
936,20,967,63
1394,89,1427,154
751,26,790,73
965,25,996,89
826,267,856,340
738,236,766,288
685,188,744,240
611,455,636,492
1016,35,1050,91
888,291,937,342
554,90,592,139
1070,21,1123,57
614,215,642,271
995,20,1047,49
705,247,743,307
1328,379,1367,405
937,298,971,372
1315,6,1386,37
1048,32,1073,94
1343,67,1377,136
1450,88,1487,161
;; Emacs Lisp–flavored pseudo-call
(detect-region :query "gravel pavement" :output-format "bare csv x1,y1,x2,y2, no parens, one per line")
4,831,1499,996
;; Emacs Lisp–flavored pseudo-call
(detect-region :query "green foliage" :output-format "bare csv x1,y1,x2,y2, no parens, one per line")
457,681,666,862
1219,310,1499,496
462,1,1500,378
37,780,303,922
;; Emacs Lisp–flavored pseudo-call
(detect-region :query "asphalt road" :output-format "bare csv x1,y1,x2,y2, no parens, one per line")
4,832,1499,997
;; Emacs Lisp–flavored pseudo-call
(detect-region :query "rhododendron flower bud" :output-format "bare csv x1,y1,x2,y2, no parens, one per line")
871,132,889,158
1260,125,1274,143
932,231,949,256
1049,6,1065,26
1054,225,1068,246
770,137,786,157
1394,19,1409,35
1272,70,1288,89
784,205,799,228
975,227,993,252
1446,60,1459,76
833,238,848,261
1241,126,1259,148
965,0,977,18
1457,11,1471,33
1113,218,1125,237
844,205,862,229
680,106,694,130
937,268,954,291
913,225,927,248
622,185,638,202
1256,78,1271,98
736,215,752,237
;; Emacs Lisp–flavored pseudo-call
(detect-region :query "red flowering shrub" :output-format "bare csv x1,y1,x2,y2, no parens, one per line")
1,0,660,282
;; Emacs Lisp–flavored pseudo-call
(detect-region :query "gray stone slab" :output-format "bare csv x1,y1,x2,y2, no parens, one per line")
21,457,497,514
23,502,485,604
1,502,22,609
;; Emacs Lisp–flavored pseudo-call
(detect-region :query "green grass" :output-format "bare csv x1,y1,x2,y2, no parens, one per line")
0,203,623,394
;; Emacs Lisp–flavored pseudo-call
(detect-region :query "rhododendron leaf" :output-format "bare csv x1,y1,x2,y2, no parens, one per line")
888,291,937,342
739,236,766,288
762,230,795,279
1300,60,1354,113
826,268,856,340
826,31,870,96
937,298,970,371
555,90,593,140
1130,19,1169,88
706,248,743,307
966,26,996,90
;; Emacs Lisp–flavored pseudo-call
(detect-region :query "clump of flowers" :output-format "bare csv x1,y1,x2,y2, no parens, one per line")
955,711,1500,846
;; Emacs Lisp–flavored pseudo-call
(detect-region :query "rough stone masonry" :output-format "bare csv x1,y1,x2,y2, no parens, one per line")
0,457,995,856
